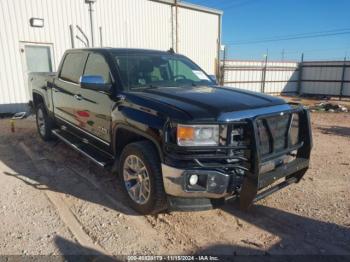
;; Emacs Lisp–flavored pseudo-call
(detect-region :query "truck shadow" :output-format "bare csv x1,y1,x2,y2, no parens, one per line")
0,130,138,216
188,203,350,256
219,202,350,255
54,235,119,261
317,125,350,137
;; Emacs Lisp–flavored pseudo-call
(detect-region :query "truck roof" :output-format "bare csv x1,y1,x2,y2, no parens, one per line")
66,47,177,56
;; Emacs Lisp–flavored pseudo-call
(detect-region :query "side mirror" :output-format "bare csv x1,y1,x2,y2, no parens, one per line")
209,75,219,85
80,75,112,93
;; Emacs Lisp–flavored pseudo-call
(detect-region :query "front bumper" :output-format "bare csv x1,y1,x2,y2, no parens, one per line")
162,164,231,199
162,157,309,203
161,104,313,210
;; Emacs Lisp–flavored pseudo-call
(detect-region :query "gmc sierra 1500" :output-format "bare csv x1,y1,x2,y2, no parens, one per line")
29,48,312,214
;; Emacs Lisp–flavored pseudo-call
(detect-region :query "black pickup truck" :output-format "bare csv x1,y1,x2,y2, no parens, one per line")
29,48,312,214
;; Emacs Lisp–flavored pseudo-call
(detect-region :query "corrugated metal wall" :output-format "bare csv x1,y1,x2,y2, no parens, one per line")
94,0,172,50
0,0,220,113
301,61,350,96
94,0,220,73
223,60,299,94
0,0,92,113
222,60,350,97
177,7,219,74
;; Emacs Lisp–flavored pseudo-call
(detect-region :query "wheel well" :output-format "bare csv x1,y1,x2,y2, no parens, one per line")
33,93,44,108
114,127,162,161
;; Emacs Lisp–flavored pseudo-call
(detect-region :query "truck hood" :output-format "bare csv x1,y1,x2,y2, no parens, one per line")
127,86,286,120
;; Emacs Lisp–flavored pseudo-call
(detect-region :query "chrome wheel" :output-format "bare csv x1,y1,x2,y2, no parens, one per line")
123,155,151,205
37,108,46,136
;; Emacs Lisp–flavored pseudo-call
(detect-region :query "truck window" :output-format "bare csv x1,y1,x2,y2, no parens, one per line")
168,60,202,81
83,53,111,84
114,54,213,90
60,53,86,84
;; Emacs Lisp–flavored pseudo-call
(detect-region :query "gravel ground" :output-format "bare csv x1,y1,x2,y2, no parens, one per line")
0,112,349,256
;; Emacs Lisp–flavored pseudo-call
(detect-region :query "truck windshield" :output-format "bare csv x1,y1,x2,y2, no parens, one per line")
114,53,215,90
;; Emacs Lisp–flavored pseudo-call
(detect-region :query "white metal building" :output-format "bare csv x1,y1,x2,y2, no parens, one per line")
0,0,222,113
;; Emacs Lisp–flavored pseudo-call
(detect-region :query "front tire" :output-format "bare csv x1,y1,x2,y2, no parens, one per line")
119,141,167,215
36,104,55,141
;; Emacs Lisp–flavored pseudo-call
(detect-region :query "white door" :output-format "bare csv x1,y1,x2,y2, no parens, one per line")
20,42,55,101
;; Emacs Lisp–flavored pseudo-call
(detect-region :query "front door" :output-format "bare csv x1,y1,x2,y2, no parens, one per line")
76,52,114,144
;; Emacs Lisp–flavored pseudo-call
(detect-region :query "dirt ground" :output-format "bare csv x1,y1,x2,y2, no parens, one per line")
0,111,349,257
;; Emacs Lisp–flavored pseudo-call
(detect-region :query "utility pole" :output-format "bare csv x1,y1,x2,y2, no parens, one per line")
69,25,75,48
175,0,179,52
281,49,285,61
99,26,103,47
85,0,96,47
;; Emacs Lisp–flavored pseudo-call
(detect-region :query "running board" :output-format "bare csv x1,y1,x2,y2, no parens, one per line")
52,129,113,168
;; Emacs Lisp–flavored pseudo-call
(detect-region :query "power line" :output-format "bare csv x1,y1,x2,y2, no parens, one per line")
227,28,350,44
189,0,212,5
193,0,258,10
220,0,260,10
194,0,245,5
284,45,350,54
226,29,350,45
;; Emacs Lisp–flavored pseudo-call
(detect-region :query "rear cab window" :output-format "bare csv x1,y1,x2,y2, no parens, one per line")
59,52,87,84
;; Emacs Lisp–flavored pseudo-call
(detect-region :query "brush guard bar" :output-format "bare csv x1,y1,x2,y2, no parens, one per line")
163,104,313,209
239,106,312,209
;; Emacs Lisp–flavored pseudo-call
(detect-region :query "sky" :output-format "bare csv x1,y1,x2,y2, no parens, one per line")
186,0,350,61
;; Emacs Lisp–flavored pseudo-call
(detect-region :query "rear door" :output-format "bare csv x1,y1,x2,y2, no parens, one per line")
53,52,88,125
75,52,115,143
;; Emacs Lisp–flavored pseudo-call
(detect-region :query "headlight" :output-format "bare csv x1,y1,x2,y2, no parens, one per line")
177,124,219,146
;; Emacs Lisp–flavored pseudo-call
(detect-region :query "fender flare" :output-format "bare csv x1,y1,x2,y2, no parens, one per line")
32,90,48,109
32,89,56,119
112,124,164,162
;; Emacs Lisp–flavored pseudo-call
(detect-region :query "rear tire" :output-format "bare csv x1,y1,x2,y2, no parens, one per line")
118,141,167,215
36,104,55,141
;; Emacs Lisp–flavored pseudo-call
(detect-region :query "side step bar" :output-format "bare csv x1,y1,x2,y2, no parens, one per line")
52,129,114,168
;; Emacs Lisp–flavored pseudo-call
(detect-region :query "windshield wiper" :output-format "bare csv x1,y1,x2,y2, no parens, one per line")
130,84,159,91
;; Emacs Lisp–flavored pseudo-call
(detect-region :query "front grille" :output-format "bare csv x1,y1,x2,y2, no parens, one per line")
257,113,298,157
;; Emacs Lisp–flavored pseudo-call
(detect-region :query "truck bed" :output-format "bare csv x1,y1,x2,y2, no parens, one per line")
29,72,56,99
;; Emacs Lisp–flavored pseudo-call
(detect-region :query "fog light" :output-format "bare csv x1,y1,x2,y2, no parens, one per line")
189,174,199,185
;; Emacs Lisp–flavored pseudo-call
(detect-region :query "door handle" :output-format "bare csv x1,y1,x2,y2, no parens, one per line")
74,94,83,101
116,94,126,101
